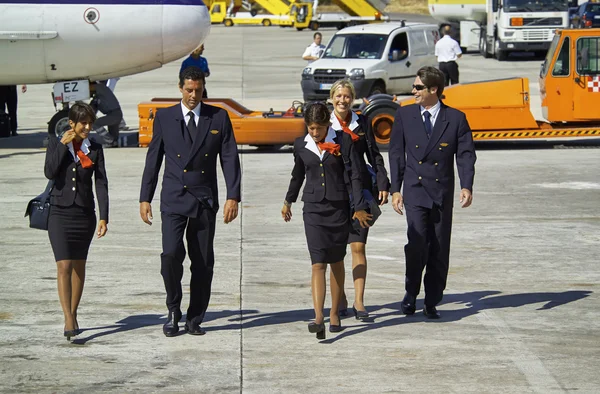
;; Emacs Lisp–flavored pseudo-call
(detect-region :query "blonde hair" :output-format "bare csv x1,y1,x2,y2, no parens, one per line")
329,79,356,101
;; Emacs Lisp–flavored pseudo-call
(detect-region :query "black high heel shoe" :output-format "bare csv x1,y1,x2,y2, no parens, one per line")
308,322,326,340
64,329,79,341
352,305,370,320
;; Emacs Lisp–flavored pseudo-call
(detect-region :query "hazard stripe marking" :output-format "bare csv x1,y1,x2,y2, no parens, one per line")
472,129,600,139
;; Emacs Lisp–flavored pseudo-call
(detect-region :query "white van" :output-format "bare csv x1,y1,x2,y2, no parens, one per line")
301,22,440,101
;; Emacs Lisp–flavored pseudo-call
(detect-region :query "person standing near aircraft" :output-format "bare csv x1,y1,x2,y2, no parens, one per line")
328,80,390,321
89,82,123,148
282,102,370,339
0,84,27,136
180,44,210,98
389,66,476,319
140,66,241,337
44,102,109,340
104,78,129,131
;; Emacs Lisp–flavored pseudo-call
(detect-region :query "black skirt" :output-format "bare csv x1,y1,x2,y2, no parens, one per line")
303,200,350,264
48,204,96,261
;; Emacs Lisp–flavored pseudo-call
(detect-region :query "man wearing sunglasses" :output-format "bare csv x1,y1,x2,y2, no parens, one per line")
388,66,476,319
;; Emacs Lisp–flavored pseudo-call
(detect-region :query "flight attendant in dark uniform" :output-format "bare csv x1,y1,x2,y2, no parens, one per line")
282,102,370,340
329,80,390,320
44,102,109,340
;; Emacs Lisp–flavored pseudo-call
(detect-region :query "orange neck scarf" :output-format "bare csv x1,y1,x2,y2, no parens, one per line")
317,141,341,156
72,140,93,169
335,112,359,142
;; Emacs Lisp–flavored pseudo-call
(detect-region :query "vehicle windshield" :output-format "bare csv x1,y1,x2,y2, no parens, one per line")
504,0,568,12
540,34,561,77
323,34,388,59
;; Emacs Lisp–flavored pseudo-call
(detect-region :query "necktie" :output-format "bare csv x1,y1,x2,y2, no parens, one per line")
72,140,93,169
334,113,359,142
317,141,341,156
186,111,197,143
423,111,432,139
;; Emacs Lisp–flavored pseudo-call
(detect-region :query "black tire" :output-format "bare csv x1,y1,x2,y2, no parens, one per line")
359,94,399,146
369,82,386,96
224,19,233,27
262,19,271,27
495,49,508,61
250,9,258,17
48,109,70,139
309,21,319,30
296,27,304,31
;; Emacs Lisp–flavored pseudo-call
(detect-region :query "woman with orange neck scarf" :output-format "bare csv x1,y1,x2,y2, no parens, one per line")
44,102,109,341
282,102,370,340
329,80,391,321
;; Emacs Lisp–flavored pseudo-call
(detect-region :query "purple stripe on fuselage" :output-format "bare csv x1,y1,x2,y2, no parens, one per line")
0,0,205,6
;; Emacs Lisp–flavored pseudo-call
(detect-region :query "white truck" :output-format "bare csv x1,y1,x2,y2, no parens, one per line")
428,0,570,60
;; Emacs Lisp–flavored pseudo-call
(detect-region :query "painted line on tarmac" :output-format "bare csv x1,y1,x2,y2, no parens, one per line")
476,310,564,393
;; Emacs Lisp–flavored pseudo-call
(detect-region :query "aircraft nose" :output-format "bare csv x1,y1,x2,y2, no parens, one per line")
162,1,211,64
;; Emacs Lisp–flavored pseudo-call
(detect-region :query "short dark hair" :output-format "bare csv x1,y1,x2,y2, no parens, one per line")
313,32,322,39
69,102,96,124
179,66,206,87
304,102,330,125
417,66,445,98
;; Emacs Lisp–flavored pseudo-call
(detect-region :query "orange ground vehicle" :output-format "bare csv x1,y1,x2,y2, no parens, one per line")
138,29,600,147
138,98,306,148
362,28,600,144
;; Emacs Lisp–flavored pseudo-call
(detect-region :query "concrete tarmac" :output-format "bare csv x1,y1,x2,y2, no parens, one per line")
1,23,599,393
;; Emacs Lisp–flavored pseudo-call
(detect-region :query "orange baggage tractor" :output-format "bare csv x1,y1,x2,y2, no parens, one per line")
138,98,307,148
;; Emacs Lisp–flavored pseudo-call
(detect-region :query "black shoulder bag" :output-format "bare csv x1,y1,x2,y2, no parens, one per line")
24,180,54,231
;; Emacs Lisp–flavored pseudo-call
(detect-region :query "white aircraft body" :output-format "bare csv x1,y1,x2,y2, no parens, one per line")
0,0,211,85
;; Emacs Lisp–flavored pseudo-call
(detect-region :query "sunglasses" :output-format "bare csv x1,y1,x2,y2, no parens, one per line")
412,84,428,91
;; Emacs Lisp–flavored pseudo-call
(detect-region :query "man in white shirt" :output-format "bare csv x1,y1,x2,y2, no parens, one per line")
302,32,326,64
434,27,462,86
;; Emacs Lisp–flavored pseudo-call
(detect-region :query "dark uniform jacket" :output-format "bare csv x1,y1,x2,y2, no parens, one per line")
140,102,241,218
44,136,109,221
285,130,367,211
389,102,476,208
331,111,390,195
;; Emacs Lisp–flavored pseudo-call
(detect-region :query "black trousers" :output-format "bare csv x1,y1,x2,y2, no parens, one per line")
0,85,18,132
439,61,459,86
404,202,453,307
161,207,216,323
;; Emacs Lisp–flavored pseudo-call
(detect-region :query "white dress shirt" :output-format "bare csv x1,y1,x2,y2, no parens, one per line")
181,101,201,126
435,35,462,62
67,138,91,162
420,100,441,128
302,42,326,64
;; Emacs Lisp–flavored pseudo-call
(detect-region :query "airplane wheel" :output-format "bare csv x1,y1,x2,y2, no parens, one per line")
48,109,70,139
262,19,271,26
224,19,233,27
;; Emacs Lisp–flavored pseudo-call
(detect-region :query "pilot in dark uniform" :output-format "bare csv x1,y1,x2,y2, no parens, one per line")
139,66,241,337
282,102,369,340
389,66,476,319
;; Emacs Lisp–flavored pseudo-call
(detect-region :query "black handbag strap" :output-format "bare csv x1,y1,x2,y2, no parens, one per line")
41,180,55,202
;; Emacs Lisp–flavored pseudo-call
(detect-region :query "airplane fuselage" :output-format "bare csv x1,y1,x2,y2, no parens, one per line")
0,0,210,84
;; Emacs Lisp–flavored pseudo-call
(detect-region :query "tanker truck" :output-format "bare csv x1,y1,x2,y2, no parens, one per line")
428,0,570,60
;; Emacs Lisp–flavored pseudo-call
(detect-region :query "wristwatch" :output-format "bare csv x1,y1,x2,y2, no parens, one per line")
283,200,292,207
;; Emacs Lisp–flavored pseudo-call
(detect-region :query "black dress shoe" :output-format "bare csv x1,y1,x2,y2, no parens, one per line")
401,293,416,315
184,320,206,336
423,305,441,319
163,310,182,337
352,305,369,320
308,322,326,340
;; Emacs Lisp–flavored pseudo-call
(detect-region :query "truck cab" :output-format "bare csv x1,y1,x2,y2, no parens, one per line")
539,28,600,122
482,0,570,60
